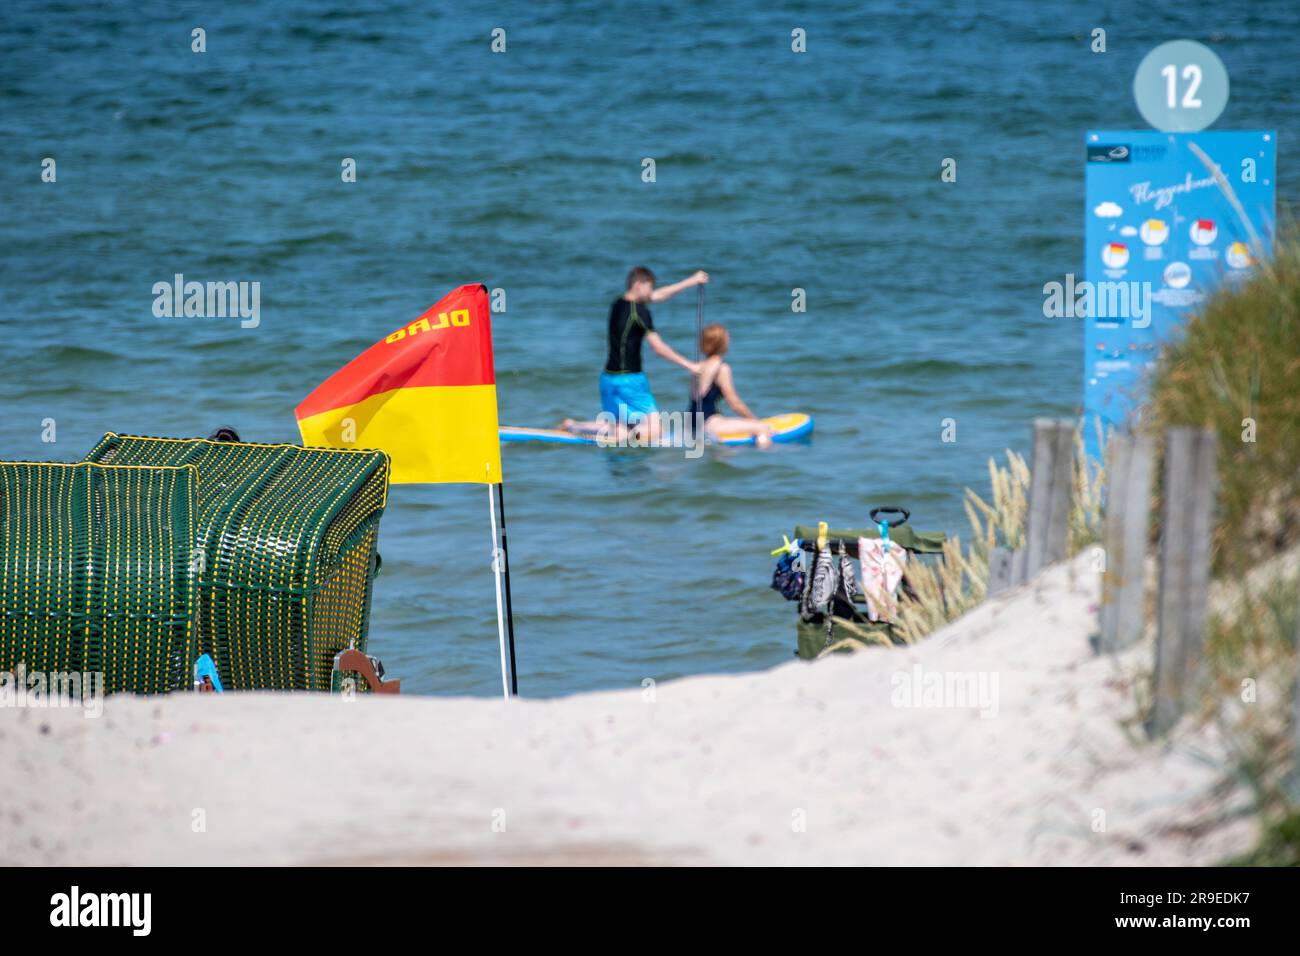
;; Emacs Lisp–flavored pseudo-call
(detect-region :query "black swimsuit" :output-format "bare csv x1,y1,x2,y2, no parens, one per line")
687,380,722,419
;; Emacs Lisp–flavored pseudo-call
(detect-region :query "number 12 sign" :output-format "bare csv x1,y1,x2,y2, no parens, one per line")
1133,39,1230,133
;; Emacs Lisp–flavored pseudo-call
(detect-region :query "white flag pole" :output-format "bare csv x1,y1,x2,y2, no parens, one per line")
487,480,512,699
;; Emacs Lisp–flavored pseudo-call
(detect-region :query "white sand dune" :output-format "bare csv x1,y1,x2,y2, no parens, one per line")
0,553,1258,865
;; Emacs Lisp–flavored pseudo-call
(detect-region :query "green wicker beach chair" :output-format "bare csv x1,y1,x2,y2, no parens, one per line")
84,434,390,692
0,461,197,695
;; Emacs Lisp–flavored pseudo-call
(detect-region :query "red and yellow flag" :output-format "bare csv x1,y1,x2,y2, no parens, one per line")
296,284,502,484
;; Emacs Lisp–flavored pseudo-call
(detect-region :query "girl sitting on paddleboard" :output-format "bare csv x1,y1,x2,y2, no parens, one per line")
688,323,773,448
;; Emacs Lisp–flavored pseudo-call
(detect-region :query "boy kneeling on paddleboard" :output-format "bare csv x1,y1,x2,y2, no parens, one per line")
565,266,707,442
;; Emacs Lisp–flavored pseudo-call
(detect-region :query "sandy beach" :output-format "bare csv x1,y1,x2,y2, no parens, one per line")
0,552,1258,866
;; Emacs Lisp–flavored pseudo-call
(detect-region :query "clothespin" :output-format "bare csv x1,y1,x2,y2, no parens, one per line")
878,520,891,554
817,521,829,550
770,534,798,557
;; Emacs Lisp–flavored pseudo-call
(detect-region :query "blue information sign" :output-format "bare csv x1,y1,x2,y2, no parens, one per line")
1083,130,1275,457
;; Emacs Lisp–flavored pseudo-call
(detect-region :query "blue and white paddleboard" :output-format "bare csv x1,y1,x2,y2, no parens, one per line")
500,413,813,446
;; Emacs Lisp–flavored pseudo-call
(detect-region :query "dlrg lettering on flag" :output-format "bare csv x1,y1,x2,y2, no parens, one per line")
295,284,502,484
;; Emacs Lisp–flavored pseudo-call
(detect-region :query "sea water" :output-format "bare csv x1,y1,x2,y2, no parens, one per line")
1,0,1296,695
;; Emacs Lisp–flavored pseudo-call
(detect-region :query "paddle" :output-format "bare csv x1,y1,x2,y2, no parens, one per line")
694,282,705,428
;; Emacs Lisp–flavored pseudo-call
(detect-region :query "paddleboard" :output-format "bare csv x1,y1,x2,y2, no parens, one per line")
500,413,813,447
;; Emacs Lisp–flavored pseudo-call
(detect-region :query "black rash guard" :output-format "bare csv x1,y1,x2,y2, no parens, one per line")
604,298,655,374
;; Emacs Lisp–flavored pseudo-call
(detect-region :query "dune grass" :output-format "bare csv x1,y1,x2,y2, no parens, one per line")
1142,231,1300,575
1141,229,1300,864
893,428,1103,644
1225,811,1300,866
892,451,1025,643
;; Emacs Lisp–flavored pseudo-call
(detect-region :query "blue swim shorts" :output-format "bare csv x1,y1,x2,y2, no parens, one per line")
599,372,658,424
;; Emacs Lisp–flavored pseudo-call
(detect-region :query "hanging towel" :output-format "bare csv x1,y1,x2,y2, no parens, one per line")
801,541,837,621
837,548,861,603
858,536,908,622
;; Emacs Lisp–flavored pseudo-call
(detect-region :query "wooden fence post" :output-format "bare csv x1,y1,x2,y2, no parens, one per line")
987,546,1013,597
1148,427,1218,736
1023,418,1075,581
1009,546,1027,587
1048,420,1075,562
1098,433,1155,653
1023,419,1055,579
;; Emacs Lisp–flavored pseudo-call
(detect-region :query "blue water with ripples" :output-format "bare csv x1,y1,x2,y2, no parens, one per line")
1,0,1296,695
